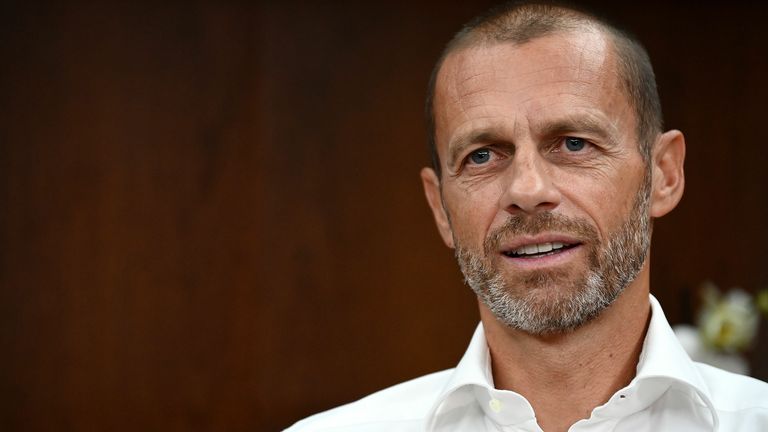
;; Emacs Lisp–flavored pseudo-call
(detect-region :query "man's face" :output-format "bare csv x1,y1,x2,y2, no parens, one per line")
427,31,652,334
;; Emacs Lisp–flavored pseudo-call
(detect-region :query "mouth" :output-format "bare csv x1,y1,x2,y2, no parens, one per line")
501,241,580,259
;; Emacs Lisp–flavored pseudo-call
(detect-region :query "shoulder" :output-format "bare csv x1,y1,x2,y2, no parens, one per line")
696,362,768,428
697,362,768,409
284,369,453,432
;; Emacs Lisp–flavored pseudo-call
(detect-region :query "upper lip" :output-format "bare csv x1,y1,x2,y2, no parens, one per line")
499,233,583,253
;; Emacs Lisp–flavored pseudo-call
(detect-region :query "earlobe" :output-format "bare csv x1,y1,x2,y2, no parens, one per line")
650,130,686,218
420,167,455,248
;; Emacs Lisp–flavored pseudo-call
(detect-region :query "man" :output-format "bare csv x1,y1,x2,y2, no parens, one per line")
287,2,768,431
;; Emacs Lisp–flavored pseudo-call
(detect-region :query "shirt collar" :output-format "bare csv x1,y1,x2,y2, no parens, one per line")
426,294,719,431
619,295,719,427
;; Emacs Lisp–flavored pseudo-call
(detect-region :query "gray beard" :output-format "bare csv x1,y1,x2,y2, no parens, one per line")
454,173,651,335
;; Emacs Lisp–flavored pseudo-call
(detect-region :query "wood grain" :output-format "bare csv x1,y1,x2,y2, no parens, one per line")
0,2,765,430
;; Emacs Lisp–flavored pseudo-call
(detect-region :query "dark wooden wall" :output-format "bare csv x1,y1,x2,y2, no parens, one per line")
1,1,766,431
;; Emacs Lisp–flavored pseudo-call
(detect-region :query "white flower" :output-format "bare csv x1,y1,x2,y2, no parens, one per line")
673,323,750,375
697,283,759,353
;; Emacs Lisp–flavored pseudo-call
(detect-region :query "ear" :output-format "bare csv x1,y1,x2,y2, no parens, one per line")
420,167,455,248
650,129,686,218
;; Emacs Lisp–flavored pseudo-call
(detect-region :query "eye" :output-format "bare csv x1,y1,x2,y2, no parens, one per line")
467,148,492,165
564,137,586,152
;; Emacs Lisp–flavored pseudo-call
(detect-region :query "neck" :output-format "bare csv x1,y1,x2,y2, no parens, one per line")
479,267,651,432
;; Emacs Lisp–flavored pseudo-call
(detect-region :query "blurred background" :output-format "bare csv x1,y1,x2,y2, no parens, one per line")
1,1,767,430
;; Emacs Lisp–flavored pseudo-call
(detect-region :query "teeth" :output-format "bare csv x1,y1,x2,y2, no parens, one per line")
511,242,568,256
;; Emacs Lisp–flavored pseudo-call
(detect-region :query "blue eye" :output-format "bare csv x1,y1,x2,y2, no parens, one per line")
564,137,586,151
468,149,491,164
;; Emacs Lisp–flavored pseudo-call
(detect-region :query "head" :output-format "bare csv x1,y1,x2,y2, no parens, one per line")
421,2,686,335
426,2,663,177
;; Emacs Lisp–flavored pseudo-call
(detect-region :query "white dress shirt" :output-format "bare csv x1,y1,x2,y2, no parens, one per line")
286,296,768,431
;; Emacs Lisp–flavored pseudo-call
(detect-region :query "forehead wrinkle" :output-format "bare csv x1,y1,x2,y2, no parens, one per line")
458,66,604,103
451,74,598,124
452,47,590,91
448,45,605,113
442,49,494,102
487,64,578,82
446,85,512,138
479,64,590,91
454,69,495,90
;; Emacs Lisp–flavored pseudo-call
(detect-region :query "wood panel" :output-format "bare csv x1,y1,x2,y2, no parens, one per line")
0,2,766,430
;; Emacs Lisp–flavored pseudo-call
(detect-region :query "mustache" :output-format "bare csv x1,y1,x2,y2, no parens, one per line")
484,212,599,255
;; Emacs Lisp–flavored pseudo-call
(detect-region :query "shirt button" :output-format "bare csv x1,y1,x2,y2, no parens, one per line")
489,398,503,413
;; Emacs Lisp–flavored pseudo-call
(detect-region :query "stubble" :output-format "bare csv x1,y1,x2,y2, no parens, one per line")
454,173,651,335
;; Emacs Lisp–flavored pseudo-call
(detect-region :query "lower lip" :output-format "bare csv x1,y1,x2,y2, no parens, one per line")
500,245,584,270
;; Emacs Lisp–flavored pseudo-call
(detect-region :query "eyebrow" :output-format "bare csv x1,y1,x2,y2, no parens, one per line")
536,114,619,147
447,129,506,167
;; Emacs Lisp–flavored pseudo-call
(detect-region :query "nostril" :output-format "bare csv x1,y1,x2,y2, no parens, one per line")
505,200,558,215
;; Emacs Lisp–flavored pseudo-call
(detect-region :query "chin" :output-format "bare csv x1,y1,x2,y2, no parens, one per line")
485,270,624,335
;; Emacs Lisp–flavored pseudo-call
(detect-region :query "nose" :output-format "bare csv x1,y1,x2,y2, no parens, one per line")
500,148,561,215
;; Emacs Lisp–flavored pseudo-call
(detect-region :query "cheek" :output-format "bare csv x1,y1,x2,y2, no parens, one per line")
557,168,643,236
443,181,505,245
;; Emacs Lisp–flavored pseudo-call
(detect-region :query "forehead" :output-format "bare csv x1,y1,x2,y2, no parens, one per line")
434,30,633,150
443,29,614,83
